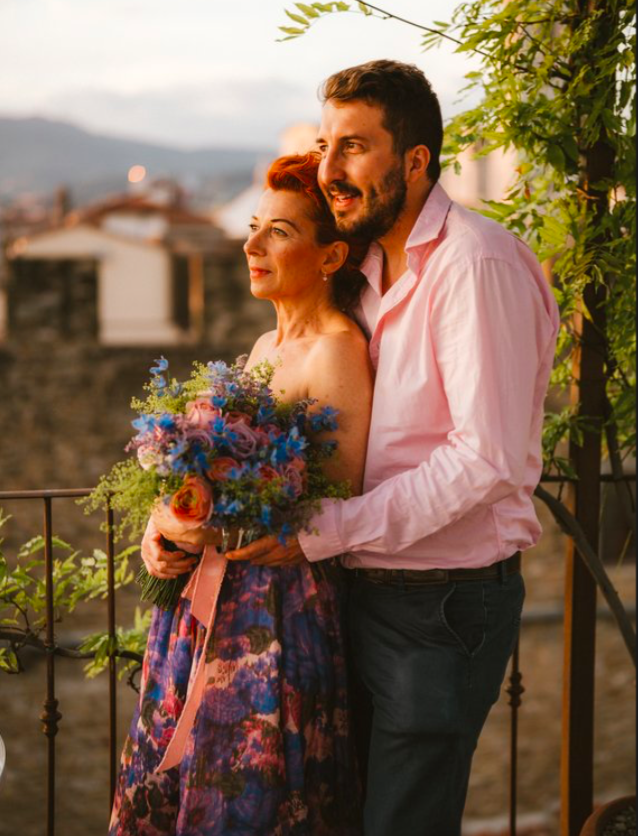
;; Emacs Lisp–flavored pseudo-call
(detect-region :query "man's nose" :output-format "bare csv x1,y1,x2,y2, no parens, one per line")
319,148,345,187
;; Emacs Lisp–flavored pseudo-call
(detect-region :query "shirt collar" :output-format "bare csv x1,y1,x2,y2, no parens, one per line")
405,182,451,251
360,183,452,296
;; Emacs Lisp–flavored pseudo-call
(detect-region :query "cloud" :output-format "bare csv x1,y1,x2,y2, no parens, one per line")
41,78,319,150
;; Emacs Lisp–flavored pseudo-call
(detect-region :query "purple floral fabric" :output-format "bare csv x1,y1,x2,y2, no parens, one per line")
109,560,362,835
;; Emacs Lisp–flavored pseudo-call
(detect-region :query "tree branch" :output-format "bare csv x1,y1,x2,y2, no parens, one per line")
0,628,144,664
356,1,571,81
534,484,636,665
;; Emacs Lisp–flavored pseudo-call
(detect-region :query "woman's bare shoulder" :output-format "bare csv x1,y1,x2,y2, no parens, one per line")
308,321,372,378
245,330,277,367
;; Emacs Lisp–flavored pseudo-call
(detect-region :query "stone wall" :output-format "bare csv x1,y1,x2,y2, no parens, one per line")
0,241,276,551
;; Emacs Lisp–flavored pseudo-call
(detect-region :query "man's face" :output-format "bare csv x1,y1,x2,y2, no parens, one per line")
317,99,408,239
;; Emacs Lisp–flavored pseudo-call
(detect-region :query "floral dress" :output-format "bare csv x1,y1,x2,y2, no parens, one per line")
108,558,362,835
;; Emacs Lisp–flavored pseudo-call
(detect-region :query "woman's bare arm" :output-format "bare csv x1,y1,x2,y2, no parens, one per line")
305,329,374,496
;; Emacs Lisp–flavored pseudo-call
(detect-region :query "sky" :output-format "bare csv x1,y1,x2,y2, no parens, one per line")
1,0,482,150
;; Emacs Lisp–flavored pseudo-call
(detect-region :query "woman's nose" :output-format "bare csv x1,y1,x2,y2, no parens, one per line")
243,231,264,256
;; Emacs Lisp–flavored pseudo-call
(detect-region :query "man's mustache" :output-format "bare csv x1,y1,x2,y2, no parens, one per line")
327,181,362,198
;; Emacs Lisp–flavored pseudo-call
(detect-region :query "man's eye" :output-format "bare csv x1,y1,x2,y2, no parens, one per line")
345,142,361,152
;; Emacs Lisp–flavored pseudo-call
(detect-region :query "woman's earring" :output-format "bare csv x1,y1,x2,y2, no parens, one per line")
321,273,329,282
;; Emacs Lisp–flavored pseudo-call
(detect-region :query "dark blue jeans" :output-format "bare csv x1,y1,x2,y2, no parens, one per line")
348,570,525,836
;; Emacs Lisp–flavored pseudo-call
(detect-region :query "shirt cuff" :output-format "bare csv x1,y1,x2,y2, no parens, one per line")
298,499,345,562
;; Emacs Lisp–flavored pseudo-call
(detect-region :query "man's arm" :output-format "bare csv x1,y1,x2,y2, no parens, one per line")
226,328,373,567
297,256,557,561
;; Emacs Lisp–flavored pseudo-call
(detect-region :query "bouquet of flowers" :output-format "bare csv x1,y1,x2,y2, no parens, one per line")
84,355,350,609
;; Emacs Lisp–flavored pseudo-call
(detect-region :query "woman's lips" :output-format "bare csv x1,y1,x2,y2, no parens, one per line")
249,268,271,279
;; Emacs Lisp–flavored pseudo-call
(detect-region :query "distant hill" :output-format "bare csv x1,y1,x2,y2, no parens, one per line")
0,116,272,203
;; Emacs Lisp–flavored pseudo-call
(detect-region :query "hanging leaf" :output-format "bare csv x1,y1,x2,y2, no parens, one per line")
295,2,319,17
285,10,309,25
547,143,566,171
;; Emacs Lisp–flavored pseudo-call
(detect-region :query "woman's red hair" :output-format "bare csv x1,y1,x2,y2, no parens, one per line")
264,152,367,313
266,152,325,211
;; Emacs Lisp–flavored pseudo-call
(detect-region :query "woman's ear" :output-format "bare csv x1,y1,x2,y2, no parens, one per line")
405,145,430,184
321,240,349,276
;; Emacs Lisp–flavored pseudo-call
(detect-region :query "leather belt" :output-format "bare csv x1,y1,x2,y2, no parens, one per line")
349,552,521,586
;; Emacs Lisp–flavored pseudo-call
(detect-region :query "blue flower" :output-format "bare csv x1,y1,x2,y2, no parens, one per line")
310,406,339,432
285,426,308,457
270,437,290,466
192,449,209,475
277,522,294,545
260,504,272,528
157,415,176,431
207,360,231,380
214,497,229,514
150,356,169,375
256,404,275,424
132,415,156,433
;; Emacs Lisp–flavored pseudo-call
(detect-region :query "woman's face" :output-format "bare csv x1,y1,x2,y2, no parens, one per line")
243,189,332,301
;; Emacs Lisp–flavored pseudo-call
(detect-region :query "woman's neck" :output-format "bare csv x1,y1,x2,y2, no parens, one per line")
271,287,336,345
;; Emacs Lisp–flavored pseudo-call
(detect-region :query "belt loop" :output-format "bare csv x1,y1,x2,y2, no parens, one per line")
498,559,506,585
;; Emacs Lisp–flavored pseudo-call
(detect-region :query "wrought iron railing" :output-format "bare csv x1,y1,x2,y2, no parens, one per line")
0,477,634,836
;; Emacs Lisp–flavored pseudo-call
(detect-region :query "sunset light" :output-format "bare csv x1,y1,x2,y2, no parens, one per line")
127,164,146,183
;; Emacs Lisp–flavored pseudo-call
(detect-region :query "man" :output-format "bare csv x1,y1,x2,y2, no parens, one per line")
144,61,559,835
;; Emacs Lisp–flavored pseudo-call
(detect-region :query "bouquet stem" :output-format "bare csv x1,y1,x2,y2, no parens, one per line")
137,538,201,611
136,529,259,611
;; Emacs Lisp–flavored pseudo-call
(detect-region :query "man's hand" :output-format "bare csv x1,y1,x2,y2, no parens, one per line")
225,535,306,567
141,517,199,579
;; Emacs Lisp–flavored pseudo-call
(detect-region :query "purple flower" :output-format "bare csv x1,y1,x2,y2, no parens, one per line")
226,420,261,459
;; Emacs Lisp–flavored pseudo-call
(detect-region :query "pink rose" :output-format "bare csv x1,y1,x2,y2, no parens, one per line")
258,465,280,484
282,464,305,498
165,476,213,530
226,411,252,425
207,457,240,482
185,398,221,430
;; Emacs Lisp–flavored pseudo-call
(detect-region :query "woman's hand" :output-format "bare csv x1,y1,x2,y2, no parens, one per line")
141,517,199,579
151,504,222,551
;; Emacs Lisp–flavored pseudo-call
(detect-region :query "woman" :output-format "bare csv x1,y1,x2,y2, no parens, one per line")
109,153,373,836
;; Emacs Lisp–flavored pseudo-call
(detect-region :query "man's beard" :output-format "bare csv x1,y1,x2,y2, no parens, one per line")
332,162,408,240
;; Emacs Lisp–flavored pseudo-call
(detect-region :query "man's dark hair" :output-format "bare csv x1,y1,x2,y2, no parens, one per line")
320,59,443,183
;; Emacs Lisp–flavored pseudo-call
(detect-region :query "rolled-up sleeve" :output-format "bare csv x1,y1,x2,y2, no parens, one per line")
299,256,555,562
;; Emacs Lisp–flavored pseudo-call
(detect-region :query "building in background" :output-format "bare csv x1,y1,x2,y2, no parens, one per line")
7,187,225,346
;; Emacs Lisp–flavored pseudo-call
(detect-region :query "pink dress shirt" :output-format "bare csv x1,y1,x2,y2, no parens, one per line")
299,183,560,569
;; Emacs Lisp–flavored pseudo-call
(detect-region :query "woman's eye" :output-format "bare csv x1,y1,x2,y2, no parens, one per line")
272,227,288,237
248,223,259,232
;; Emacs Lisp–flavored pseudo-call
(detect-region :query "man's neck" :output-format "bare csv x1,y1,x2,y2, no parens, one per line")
379,180,433,295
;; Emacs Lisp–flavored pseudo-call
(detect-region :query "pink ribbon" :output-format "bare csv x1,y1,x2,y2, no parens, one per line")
156,544,227,772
